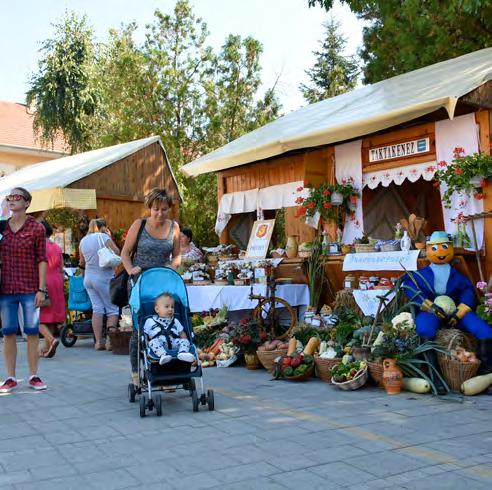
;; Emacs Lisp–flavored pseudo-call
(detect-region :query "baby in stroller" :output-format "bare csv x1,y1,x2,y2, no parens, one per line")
143,293,195,365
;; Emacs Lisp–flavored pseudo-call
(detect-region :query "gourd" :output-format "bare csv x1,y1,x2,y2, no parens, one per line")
287,337,297,356
402,377,431,394
303,337,320,356
461,373,492,396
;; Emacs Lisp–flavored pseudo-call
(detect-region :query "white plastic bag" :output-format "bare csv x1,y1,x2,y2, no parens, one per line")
97,234,121,268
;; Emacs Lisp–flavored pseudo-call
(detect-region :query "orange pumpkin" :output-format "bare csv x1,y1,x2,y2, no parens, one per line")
426,242,454,264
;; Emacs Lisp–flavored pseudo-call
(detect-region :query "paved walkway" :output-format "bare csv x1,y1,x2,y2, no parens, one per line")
0,338,491,489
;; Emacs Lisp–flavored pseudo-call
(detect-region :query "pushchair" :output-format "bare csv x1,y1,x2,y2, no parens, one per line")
127,267,214,417
60,274,106,347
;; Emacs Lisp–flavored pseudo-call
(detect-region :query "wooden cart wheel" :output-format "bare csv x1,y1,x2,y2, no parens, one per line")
252,297,296,340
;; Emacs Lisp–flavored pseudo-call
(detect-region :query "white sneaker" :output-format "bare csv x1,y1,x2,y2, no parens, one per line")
159,354,172,365
177,352,195,363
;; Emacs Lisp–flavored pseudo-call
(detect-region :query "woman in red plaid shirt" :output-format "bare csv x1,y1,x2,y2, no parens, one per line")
0,187,48,392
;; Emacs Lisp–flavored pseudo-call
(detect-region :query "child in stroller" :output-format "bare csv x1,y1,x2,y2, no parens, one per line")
144,293,195,365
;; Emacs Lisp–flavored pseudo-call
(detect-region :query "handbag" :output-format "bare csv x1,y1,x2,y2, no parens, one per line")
97,234,122,268
109,219,146,308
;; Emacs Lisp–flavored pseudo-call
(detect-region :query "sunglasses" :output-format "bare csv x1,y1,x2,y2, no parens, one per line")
6,194,27,202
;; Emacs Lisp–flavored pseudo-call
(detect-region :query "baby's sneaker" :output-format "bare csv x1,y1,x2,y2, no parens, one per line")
177,352,195,363
159,354,172,365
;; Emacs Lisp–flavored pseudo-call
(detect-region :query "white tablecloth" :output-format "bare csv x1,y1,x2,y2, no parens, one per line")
186,284,310,313
352,289,395,316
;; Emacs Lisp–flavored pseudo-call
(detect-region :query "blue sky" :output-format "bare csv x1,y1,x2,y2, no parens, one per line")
0,0,364,112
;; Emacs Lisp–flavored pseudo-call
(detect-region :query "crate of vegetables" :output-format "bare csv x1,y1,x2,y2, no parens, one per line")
256,339,290,372
331,360,368,390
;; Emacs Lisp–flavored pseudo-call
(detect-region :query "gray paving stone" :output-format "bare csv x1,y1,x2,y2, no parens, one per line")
269,468,332,489
310,461,377,486
212,462,279,484
401,472,491,489
0,471,32,486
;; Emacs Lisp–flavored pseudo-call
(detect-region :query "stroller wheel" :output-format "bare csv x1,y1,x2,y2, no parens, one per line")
60,325,77,347
191,390,199,412
139,395,146,418
155,394,162,416
128,383,136,403
207,389,215,411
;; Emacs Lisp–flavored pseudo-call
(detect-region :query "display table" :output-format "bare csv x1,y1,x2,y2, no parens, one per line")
186,283,310,313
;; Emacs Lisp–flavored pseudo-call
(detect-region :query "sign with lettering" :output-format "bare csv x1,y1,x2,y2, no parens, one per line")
369,138,430,163
342,250,420,272
245,219,275,259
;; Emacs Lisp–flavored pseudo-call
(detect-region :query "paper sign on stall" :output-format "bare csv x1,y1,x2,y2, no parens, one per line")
342,250,420,271
245,219,275,259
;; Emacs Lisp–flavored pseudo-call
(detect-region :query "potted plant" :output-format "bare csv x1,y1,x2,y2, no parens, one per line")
295,180,360,229
230,319,267,369
434,147,492,208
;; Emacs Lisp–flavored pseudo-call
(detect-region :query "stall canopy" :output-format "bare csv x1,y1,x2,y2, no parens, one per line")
182,48,492,177
0,136,180,213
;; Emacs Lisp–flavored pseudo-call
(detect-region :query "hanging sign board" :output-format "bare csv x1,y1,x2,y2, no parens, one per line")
245,219,275,259
369,137,430,163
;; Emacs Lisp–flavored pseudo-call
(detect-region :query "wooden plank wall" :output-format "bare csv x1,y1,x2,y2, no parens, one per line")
69,142,180,231
217,148,334,244
476,110,491,279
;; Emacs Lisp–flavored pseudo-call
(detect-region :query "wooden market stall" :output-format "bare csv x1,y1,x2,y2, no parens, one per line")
0,136,181,231
182,49,492,294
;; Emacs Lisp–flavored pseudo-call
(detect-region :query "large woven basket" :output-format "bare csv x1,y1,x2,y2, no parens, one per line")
436,330,481,392
314,355,341,382
108,329,132,355
256,349,288,372
283,363,314,381
331,367,368,390
367,360,384,387
355,243,377,253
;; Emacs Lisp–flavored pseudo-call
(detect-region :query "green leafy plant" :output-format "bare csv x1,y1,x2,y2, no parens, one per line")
306,234,333,309
296,180,360,227
434,147,492,208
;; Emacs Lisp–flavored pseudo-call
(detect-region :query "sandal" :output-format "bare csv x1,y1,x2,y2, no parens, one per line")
45,339,59,358
95,342,106,351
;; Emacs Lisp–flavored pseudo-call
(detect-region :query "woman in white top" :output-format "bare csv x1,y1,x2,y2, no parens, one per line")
79,219,120,350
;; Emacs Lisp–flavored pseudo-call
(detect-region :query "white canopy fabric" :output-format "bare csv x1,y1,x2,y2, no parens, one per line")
214,181,306,235
0,135,181,203
182,48,492,177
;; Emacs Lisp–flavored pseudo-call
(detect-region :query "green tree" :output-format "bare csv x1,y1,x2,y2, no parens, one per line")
308,0,492,84
26,12,100,153
300,17,359,103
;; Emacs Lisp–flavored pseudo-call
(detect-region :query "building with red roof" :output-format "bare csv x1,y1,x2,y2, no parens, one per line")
0,100,67,177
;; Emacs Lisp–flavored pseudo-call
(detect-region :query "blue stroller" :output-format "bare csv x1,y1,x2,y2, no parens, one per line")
60,274,100,347
127,268,214,417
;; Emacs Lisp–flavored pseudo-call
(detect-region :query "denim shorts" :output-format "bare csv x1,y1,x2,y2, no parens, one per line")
0,293,39,336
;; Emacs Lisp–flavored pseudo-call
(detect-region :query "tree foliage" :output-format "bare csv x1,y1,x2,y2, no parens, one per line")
27,1,281,246
308,0,492,84
26,12,99,153
300,17,359,103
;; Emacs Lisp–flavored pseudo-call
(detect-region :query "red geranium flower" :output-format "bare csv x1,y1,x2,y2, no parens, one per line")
480,179,486,188
453,147,465,158
295,196,304,204
322,190,330,196
350,195,357,204
437,160,447,167
307,202,316,209
323,202,331,209
454,167,464,175
474,192,483,200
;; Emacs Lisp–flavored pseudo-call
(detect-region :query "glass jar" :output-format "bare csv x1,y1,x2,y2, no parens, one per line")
359,276,369,290
344,275,356,289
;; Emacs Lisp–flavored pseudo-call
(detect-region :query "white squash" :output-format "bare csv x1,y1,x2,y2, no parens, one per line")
402,377,431,394
319,341,327,354
461,373,492,396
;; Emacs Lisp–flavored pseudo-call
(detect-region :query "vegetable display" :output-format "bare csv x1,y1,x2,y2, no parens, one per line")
331,360,366,383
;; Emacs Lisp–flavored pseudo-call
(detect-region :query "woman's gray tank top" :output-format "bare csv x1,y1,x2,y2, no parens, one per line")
133,220,174,269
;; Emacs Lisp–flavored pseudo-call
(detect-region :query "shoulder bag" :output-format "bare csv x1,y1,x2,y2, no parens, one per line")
109,219,146,308
97,233,122,268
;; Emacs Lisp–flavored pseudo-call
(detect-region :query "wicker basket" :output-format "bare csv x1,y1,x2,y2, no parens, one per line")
354,243,378,253
380,243,401,252
283,363,314,381
437,330,481,392
298,250,312,258
367,360,384,387
331,367,368,390
314,355,341,382
108,329,132,355
256,348,288,372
